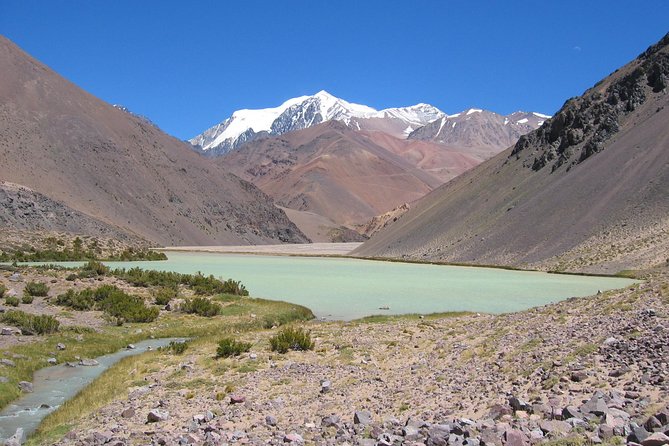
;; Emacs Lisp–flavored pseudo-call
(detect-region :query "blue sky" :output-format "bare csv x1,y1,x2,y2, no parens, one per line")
2,1,668,139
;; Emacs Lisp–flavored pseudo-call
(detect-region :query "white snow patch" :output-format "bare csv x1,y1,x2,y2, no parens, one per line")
516,118,529,124
503,118,509,125
466,108,482,115
436,117,446,136
532,112,551,119
538,120,544,126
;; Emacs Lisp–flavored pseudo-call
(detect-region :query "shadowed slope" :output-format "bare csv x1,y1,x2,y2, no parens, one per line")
355,33,669,273
0,36,308,246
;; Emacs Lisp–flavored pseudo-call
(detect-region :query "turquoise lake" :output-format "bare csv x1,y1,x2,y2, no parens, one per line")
53,252,636,320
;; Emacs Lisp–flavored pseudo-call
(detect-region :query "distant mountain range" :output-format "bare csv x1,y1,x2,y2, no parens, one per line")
191,92,548,237
355,32,669,273
189,90,549,156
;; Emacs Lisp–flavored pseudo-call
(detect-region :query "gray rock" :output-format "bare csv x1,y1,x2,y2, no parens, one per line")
121,407,135,418
402,425,421,441
428,424,451,446
354,410,373,425
79,358,99,366
642,432,669,446
0,376,8,383
283,433,304,443
4,427,24,446
504,429,529,446
56,343,66,350
5,288,18,297
598,424,615,440
147,409,169,422
0,358,16,367
266,415,277,426
321,414,340,427
647,416,663,431
571,370,588,382
509,397,532,413
18,381,33,393
126,344,135,350
47,357,57,365
1,327,19,336
581,395,609,416
320,380,331,393
562,405,582,419
9,273,22,282
630,427,651,444
529,429,544,441
539,420,572,435
488,404,513,420
179,433,200,444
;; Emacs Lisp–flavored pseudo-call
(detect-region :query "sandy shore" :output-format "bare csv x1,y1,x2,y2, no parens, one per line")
157,242,363,256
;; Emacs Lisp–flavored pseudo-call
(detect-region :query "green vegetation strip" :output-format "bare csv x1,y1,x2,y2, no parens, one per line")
0,262,314,445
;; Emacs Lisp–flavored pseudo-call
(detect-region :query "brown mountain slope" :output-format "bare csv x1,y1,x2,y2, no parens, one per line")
219,121,445,226
0,36,307,246
355,33,669,273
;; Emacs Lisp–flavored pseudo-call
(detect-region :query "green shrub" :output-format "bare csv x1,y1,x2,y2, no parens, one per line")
161,340,189,355
96,291,159,323
5,296,19,307
269,326,314,353
65,273,77,281
81,260,109,276
21,294,34,304
0,283,6,298
109,267,248,296
56,289,95,310
216,337,252,358
24,281,49,297
56,285,158,323
181,297,221,317
1,310,60,335
154,286,178,306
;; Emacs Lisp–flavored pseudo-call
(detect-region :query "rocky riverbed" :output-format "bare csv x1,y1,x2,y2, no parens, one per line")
6,267,661,446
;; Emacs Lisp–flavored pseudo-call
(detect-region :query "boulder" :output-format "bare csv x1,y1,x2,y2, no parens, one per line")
283,433,304,444
630,427,651,444
79,358,99,366
354,410,373,425
56,343,66,350
509,397,532,413
402,425,421,441
504,429,529,446
539,420,572,435
0,358,16,367
489,404,514,420
4,428,23,446
321,415,340,427
562,406,582,419
47,357,57,365
229,394,245,404
428,424,451,446
9,273,22,282
0,376,8,383
581,395,609,416
320,380,331,394
642,433,669,446
147,409,169,422
265,415,277,426
18,381,33,393
121,407,135,419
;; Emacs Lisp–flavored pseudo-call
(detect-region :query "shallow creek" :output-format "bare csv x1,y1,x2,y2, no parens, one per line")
0,337,185,442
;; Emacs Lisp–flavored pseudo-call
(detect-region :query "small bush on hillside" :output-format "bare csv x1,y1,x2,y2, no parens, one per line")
216,337,252,358
181,297,221,317
24,281,49,297
56,289,96,310
21,294,34,304
79,260,109,277
56,285,158,323
154,286,178,306
5,296,19,307
0,283,6,298
1,310,60,335
65,273,77,281
269,326,314,354
160,340,189,355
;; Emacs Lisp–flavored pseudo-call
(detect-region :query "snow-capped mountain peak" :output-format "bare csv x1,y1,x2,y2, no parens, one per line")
189,91,445,155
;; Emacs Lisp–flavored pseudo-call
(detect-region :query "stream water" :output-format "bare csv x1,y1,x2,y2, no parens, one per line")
0,338,185,442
